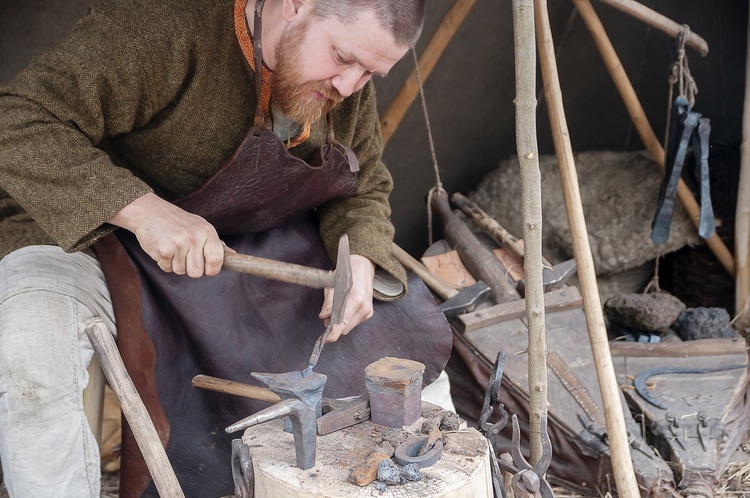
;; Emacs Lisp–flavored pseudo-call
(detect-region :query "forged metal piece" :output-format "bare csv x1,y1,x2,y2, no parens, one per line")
510,414,555,498
692,118,715,239
479,350,509,498
231,439,254,498
634,364,750,411
393,436,444,468
652,96,699,244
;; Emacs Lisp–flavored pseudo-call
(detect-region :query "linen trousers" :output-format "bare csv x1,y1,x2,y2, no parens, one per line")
0,246,116,498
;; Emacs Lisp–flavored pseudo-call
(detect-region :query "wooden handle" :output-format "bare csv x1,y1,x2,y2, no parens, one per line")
431,190,519,304
192,374,281,404
85,318,185,498
450,193,526,259
535,1,640,495
391,242,457,300
223,252,336,289
451,193,554,267
596,0,709,56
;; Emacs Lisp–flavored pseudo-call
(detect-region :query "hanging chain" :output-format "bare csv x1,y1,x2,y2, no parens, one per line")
411,48,444,246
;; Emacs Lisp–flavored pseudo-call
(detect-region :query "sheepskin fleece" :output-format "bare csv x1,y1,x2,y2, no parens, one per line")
469,150,700,275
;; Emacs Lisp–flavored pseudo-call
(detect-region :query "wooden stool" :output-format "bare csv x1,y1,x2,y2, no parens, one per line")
241,402,492,497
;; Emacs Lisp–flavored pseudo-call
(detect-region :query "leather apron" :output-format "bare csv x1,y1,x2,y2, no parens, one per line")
94,6,452,497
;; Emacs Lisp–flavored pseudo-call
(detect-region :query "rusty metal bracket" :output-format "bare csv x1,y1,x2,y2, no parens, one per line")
231,439,254,498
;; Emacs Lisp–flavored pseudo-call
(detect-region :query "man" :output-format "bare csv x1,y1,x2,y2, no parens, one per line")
0,0,452,496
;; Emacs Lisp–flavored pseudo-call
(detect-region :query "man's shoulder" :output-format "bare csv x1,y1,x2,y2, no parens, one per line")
84,0,234,39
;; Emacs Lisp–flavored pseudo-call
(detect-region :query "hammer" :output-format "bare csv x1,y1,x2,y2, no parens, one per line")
222,234,353,371
392,242,490,318
450,192,577,293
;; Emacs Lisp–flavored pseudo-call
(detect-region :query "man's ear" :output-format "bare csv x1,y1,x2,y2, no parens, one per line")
280,0,314,22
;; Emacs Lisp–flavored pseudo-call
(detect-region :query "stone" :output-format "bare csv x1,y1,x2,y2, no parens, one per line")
377,458,404,485
673,307,738,341
604,292,686,332
401,463,422,482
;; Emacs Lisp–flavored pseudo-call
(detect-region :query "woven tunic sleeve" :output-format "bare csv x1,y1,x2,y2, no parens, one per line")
0,2,196,252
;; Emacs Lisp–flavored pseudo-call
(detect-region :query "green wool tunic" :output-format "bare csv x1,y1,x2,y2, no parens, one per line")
0,0,407,297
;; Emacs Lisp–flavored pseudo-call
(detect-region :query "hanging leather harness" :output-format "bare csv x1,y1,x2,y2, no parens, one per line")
94,4,452,496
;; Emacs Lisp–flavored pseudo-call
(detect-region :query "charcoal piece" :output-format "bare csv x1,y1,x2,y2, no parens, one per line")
673,307,738,341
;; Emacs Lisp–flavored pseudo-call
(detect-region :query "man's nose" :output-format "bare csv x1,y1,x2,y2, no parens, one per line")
331,68,366,98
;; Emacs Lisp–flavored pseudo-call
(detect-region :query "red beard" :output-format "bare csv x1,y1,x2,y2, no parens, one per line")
271,20,344,124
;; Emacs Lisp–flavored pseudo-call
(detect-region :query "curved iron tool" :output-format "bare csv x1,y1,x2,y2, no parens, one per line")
634,363,750,410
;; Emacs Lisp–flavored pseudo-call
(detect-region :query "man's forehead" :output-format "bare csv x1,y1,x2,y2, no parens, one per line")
318,10,408,75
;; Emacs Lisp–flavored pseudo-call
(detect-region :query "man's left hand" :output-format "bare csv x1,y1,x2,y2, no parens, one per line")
319,254,375,342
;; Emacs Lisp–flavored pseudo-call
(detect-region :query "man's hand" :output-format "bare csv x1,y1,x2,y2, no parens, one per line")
319,254,375,342
108,192,226,277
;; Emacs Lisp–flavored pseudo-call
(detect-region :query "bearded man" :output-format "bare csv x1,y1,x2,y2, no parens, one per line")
0,0,453,496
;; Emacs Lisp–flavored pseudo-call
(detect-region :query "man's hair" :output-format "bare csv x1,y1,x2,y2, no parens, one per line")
311,0,426,47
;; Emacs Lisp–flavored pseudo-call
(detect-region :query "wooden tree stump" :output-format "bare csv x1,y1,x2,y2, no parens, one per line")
241,402,491,497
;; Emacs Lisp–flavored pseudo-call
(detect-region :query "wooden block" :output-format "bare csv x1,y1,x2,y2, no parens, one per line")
365,358,425,428
348,451,391,486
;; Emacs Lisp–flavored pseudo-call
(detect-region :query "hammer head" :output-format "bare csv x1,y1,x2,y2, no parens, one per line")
517,258,577,295
305,234,353,372
330,234,353,330
438,281,491,318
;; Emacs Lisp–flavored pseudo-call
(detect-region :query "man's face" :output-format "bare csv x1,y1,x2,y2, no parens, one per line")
271,8,409,124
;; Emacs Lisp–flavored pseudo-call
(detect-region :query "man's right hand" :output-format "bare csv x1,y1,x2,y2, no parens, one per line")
108,192,225,277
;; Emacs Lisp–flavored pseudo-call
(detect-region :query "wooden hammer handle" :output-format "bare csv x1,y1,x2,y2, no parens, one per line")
391,242,457,300
85,318,185,498
223,252,336,289
192,374,281,403
451,193,553,267
431,190,519,304
450,193,526,260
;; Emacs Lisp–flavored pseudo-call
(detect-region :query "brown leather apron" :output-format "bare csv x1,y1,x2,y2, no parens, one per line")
94,6,452,497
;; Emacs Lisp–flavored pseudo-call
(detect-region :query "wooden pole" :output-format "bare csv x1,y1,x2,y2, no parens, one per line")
85,318,185,498
595,0,709,56
534,1,640,496
511,0,548,465
571,0,735,277
736,3,750,329
380,0,477,143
